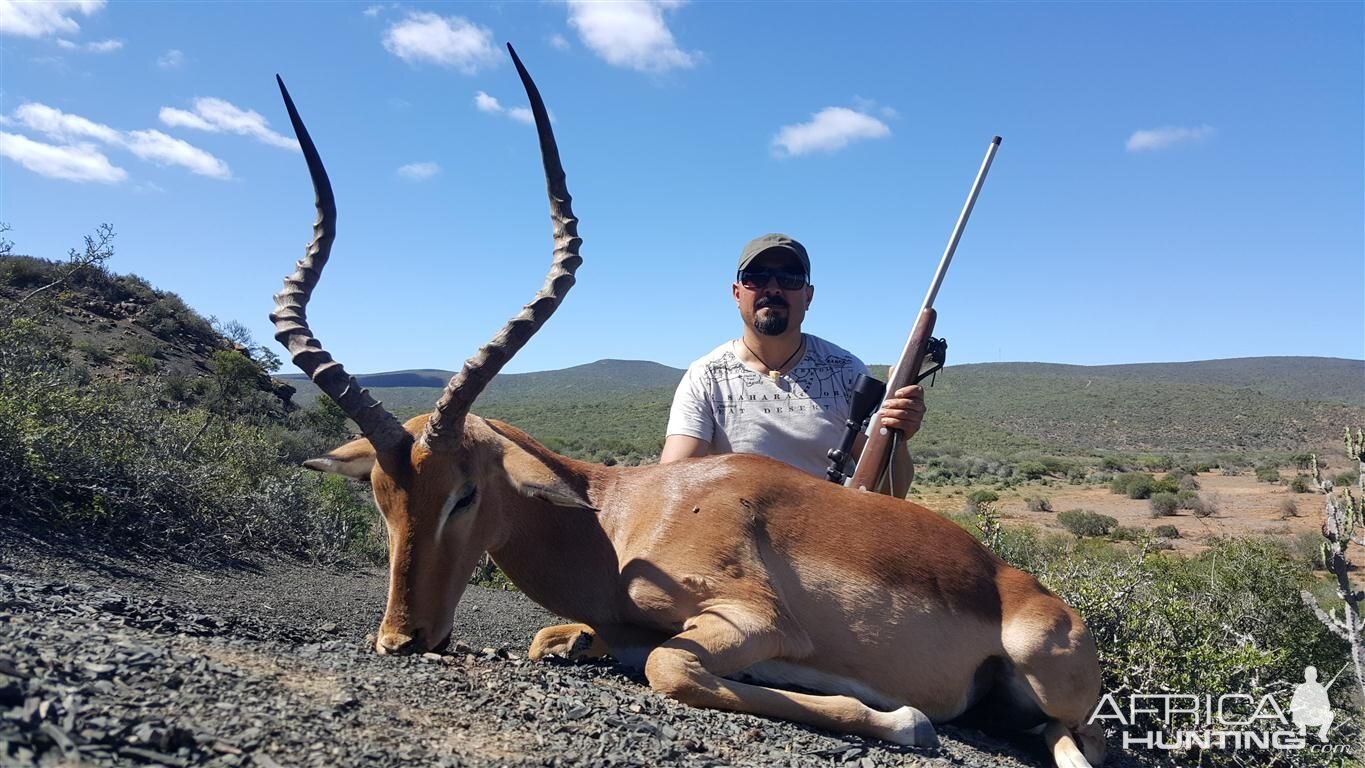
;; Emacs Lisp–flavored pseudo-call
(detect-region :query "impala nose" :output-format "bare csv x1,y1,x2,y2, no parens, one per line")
375,628,425,655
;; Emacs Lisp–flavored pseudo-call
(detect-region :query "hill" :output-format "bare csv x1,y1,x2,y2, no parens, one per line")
284,356,1364,461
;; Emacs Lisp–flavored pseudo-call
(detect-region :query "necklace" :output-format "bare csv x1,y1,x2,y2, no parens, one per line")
741,334,805,383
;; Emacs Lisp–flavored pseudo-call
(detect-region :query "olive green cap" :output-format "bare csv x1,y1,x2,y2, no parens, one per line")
737,233,810,279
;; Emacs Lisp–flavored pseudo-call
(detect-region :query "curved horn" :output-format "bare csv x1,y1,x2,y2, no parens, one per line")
271,75,411,463
423,44,583,449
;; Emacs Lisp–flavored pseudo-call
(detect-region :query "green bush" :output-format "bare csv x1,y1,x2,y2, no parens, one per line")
1056,509,1118,537
1149,492,1179,517
1255,463,1282,483
1138,454,1174,471
964,489,999,512
1152,524,1180,539
1008,538,1354,768
1015,460,1049,480
1335,470,1360,487
126,353,157,374
1289,474,1312,493
1110,472,1155,499
0,316,374,562
1024,495,1052,512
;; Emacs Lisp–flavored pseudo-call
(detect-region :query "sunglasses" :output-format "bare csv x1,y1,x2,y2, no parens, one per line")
737,268,808,291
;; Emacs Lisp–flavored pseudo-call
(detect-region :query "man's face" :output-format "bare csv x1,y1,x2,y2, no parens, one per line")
733,250,814,337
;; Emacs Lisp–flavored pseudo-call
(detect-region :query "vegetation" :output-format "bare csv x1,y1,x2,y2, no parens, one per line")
0,232,379,563
1023,494,1052,512
964,489,999,512
1148,492,1179,517
1056,509,1118,537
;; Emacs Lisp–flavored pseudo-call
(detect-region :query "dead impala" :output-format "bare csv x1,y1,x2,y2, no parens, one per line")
272,45,1104,768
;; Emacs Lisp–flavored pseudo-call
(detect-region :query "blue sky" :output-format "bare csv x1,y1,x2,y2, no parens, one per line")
2,1,1361,374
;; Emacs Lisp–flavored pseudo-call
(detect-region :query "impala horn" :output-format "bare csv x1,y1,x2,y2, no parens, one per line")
271,75,412,472
422,44,583,451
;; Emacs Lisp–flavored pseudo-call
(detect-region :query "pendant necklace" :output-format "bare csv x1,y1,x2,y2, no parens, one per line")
741,335,805,383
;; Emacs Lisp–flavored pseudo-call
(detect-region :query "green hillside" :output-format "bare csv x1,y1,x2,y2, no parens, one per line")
284,356,1363,462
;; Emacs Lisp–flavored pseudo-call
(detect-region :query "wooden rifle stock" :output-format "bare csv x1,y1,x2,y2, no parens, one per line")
847,136,1002,496
847,308,935,493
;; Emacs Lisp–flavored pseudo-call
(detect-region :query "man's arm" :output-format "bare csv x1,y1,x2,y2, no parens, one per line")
660,434,711,464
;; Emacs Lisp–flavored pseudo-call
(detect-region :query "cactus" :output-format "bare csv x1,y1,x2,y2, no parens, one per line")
1301,425,1365,708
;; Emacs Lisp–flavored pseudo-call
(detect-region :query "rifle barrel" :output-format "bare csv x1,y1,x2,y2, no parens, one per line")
920,136,1002,313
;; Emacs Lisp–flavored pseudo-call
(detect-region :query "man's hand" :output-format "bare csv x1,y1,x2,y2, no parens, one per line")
876,384,926,439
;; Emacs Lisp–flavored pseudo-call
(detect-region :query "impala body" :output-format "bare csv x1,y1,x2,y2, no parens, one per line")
273,46,1105,768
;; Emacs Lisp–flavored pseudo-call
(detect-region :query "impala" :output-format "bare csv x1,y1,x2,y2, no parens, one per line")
272,46,1105,768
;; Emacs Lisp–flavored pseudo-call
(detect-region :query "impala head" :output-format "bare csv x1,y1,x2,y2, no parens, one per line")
272,45,585,655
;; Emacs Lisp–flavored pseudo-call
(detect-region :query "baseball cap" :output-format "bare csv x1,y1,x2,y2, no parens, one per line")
737,233,810,279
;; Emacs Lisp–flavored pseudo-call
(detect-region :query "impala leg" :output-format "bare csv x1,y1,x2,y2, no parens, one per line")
1003,598,1105,768
643,608,938,748
528,623,608,661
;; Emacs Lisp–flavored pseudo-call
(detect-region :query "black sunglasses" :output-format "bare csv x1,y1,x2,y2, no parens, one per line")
737,268,808,291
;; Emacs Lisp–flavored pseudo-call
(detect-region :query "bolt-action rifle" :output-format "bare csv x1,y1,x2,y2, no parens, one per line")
830,136,1002,495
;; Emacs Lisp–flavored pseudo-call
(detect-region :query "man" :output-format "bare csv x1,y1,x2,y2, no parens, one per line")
661,233,924,496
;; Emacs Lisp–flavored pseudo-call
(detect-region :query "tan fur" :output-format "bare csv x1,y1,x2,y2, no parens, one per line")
306,414,1103,766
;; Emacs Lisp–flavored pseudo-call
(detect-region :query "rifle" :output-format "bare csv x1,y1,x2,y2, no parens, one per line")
845,136,1002,495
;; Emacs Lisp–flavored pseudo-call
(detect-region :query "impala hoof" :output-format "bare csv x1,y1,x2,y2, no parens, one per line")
881,705,939,748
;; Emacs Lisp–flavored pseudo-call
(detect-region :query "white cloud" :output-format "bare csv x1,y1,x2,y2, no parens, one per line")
0,0,104,39
156,49,184,69
473,91,538,125
55,36,120,52
124,129,230,178
363,5,383,17
8,102,231,179
474,90,502,114
566,0,697,73
14,102,121,144
1125,124,1215,152
396,161,439,181
382,12,497,73
771,107,891,157
0,131,126,183
158,97,299,151
549,33,570,51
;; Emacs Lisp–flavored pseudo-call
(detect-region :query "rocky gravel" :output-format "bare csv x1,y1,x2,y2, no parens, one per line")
0,538,1155,768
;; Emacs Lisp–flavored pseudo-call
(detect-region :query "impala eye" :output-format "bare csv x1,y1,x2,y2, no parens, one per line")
449,486,478,515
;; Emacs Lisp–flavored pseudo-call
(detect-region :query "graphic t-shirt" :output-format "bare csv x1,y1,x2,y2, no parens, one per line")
665,335,870,477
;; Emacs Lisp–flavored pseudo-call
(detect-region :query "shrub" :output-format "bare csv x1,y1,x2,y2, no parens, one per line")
1150,476,1181,495
1255,464,1282,483
1101,456,1126,472
1176,489,1199,508
1177,474,1200,491
1024,495,1052,512
1056,509,1118,537
964,489,999,512
1019,538,1353,768
1279,498,1300,519
1149,492,1180,517
1153,524,1180,539
126,354,157,374
1189,495,1218,518
1335,470,1360,487
1289,475,1313,493
1110,472,1155,499
1138,454,1174,471
1014,460,1048,480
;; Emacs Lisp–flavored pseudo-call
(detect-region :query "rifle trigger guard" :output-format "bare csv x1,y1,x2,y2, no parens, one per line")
914,337,948,386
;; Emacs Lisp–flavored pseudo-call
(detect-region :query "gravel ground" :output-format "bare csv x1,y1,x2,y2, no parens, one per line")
0,529,1158,768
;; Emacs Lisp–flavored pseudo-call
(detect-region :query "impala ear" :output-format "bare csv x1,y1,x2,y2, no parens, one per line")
499,443,596,510
303,437,376,480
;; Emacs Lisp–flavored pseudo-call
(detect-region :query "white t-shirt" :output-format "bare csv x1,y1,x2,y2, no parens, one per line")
665,334,871,477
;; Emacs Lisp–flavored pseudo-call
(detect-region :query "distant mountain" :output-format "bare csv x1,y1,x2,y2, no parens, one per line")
284,355,1364,458
281,359,684,401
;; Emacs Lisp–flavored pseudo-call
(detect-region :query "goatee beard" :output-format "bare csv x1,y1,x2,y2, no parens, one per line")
753,313,788,336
